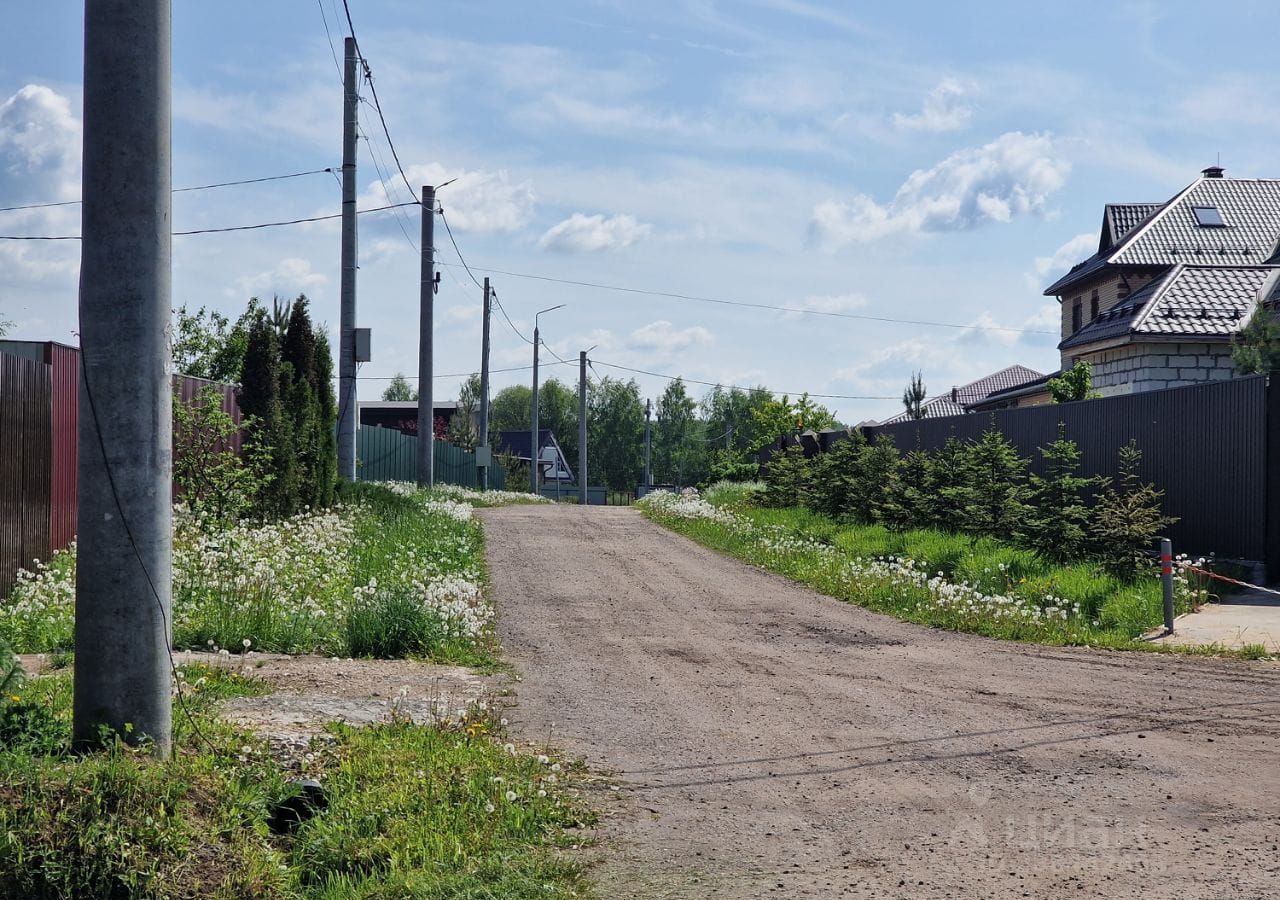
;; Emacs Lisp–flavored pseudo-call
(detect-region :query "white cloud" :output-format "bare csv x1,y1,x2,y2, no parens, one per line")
781,293,868,320
0,84,82,283
539,212,652,252
361,162,535,234
809,132,1071,249
892,79,973,133
1033,232,1095,279
231,257,328,300
626,320,713,354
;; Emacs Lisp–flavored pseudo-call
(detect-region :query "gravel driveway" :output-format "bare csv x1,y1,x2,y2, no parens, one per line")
481,505,1280,899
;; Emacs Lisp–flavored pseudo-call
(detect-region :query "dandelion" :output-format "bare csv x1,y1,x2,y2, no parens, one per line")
504,743,515,755
485,802,495,814
242,638,252,650
505,790,517,802
537,789,547,798
537,754,549,765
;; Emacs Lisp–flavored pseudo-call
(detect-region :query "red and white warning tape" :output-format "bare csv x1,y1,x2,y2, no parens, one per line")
1182,564,1280,599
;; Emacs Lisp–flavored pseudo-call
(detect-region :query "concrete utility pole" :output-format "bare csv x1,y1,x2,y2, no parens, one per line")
337,36,359,481
530,305,564,494
75,0,173,755
578,351,588,505
531,328,540,494
417,185,436,487
478,277,491,490
644,398,653,492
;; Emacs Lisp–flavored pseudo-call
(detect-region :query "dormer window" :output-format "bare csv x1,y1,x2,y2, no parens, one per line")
1192,205,1225,227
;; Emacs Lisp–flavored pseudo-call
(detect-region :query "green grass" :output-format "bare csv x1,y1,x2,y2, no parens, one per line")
0,669,594,899
1,483,498,665
645,489,1223,653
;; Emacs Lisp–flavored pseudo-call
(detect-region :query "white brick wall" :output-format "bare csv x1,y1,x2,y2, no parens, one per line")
1084,342,1238,396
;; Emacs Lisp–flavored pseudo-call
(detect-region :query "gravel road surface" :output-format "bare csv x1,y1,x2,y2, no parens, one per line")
481,505,1280,899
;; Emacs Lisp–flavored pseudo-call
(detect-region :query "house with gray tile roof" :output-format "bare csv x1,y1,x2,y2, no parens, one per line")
1044,166,1280,395
878,364,1044,424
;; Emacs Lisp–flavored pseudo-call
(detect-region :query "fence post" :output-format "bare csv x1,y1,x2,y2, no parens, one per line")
1160,537,1174,634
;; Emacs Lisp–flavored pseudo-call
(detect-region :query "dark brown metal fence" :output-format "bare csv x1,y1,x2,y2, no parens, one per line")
1,341,242,598
0,352,53,598
772,375,1279,573
874,376,1278,569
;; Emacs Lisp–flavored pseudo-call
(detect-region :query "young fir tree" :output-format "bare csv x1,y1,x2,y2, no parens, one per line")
960,428,1030,541
808,429,866,520
762,444,813,509
1091,440,1177,579
1024,426,1096,563
238,313,294,519
882,447,933,532
927,435,972,532
848,434,900,525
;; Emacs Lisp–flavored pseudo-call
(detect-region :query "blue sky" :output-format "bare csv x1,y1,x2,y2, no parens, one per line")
4,0,1279,422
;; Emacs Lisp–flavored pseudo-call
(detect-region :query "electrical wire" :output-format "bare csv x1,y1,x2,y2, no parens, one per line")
435,261,1055,336
340,0,419,203
0,168,337,214
589,359,898,400
314,0,344,84
2,201,419,240
356,359,575,382
439,209,485,290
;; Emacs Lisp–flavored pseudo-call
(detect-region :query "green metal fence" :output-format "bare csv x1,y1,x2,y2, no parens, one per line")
357,425,505,489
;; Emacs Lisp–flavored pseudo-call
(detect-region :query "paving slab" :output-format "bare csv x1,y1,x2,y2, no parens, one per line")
1153,589,1280,654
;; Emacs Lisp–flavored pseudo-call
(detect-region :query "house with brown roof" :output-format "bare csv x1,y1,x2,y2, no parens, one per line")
878,364,1045,424
1045,166,1280,395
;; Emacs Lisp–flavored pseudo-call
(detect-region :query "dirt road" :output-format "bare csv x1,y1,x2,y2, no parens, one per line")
481,505,1280,899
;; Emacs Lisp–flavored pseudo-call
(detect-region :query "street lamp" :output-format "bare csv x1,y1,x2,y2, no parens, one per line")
531,304,565,494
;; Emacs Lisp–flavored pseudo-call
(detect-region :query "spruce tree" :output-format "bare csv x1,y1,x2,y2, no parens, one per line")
762,444,813,509
808,430,866,520
928,435,972,532
882,447,933,532
1092,440,1177,579
1024,426,1096,563
851,434,900,525
960,428,1030,541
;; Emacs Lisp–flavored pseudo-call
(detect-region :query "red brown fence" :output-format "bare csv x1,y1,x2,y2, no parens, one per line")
0,340,240,597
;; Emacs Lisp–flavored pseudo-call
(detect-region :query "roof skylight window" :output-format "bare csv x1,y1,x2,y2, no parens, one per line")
1192,205,1225,227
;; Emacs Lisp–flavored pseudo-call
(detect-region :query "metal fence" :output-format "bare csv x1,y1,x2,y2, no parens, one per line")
771,375,1277,572
0,352,52,598
0,341,243,597
357,425,505,489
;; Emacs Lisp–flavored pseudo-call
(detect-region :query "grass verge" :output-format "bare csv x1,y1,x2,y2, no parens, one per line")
637,486,1252,655
0,483,535,664
0,664,594,899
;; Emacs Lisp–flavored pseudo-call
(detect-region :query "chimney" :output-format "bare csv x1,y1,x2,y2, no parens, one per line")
1202,165,1225,179
950,386,958,402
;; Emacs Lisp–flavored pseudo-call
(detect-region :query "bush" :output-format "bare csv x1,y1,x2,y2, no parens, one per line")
847,435,899,525
173,386,271,529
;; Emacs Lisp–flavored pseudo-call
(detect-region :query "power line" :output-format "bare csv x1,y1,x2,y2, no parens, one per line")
340,0,419,203
314,0,344,84
0,201,418,240
356,359,574,381
435,261,1054,336
439,208,484,290
0,168,336,214
590,359,898,400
